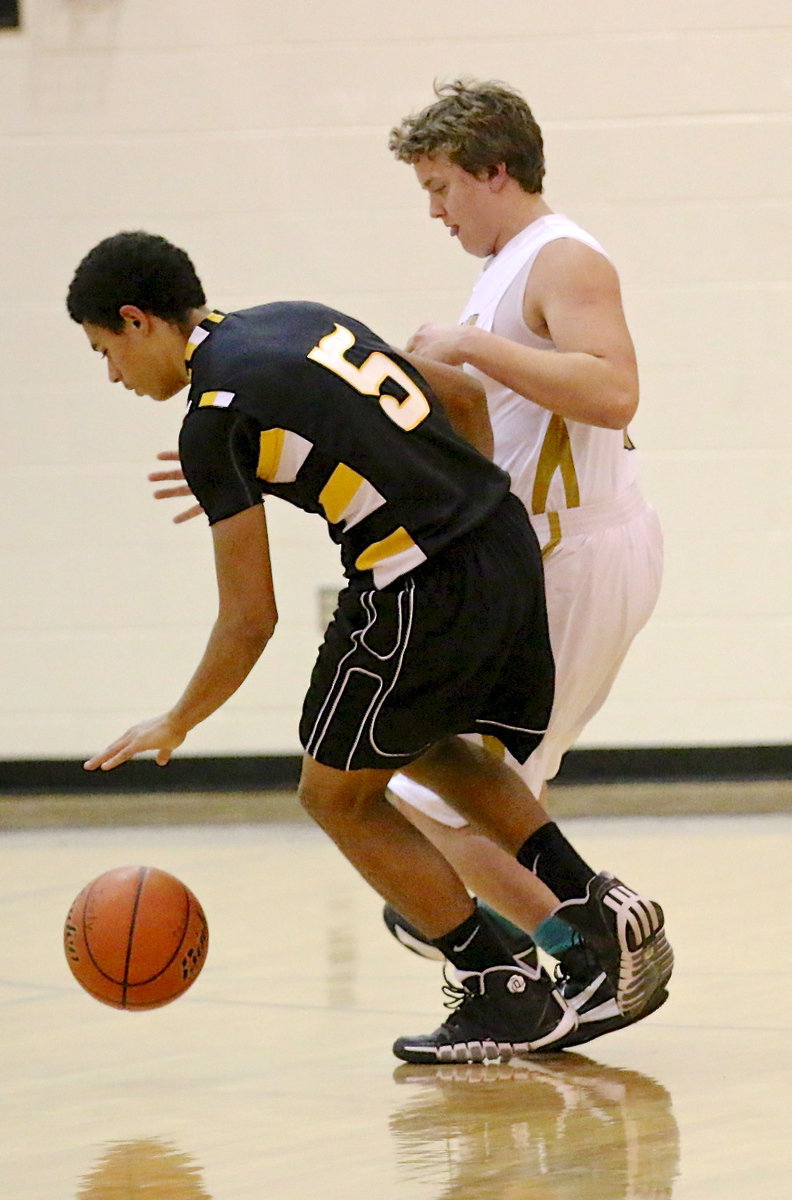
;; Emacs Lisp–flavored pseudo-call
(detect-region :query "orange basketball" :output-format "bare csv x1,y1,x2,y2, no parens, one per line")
63,865,209,1010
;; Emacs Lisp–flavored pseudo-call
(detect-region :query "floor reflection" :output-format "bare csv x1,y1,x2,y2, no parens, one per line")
390,1053,680,1199
77,1139,211,1200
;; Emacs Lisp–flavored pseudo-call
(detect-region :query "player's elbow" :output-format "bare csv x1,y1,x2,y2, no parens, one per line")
226,607,278,655
606,401,638,431
249,609,278,650
586,356,638,429
602,379,639,430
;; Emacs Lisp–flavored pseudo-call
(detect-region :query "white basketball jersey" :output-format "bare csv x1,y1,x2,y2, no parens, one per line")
459,214,638,513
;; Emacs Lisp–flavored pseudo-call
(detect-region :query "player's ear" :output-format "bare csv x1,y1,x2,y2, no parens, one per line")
119,304,148,331
487,163,510,191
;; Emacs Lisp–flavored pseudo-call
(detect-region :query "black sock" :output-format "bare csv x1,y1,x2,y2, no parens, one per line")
431,906,519,975
516,821,596,902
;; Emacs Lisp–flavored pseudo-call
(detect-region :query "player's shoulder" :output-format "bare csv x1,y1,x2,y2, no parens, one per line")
197,301,382,358
240,301,385,361
230,299,355,333
530,231,620,297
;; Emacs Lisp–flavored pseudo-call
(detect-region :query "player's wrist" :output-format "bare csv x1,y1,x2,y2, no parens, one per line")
164,709,192,741
457,323,486,367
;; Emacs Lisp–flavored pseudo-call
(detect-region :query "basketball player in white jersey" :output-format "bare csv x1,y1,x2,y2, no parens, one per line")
149,81,671,1047
381,79,669,1045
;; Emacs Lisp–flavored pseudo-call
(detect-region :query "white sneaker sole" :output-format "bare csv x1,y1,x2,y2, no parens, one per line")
394,994,578,1064
603,885,674,1019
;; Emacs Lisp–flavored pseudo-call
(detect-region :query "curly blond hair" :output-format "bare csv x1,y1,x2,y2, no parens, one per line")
389,78,545,194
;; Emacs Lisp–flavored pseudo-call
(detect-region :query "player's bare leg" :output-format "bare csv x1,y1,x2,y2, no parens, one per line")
395,736,673,1028
297,756,479,938
402,736,551,850
388,791,558,932
297,753,576,1062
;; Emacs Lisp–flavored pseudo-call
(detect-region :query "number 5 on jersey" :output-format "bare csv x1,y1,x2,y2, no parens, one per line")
307,324,431,431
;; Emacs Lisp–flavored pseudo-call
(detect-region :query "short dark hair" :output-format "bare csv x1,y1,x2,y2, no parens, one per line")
67,231,206,331
389,77,545,194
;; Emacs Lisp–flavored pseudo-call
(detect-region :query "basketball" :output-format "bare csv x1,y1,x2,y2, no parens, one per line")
63,865,209,1010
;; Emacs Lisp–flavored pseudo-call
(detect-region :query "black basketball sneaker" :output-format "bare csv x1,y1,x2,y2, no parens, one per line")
392,963,576,1064
383,898,669,1050
553,938,668,1047
554,872,673,1021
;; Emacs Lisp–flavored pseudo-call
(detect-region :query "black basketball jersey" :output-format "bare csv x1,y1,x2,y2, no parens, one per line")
179,302,510,587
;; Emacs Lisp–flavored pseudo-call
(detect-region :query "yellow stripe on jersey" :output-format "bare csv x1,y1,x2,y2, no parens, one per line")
198,390,235,408
185,329,208,364
531,413,580,514
355,527,428,586
257,428,286,482
355,526,417,571
185,313,226,364
319,463,366,525
255,428,314,483
364,536,427,588
540,511,562,560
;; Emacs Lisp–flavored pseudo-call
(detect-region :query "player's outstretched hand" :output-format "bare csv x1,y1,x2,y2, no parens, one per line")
149,450,203,524
84,714,187,771
405,323,466,366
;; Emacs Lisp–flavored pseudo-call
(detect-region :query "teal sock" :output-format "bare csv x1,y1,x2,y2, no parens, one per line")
534,915,578,957
478,902,534,943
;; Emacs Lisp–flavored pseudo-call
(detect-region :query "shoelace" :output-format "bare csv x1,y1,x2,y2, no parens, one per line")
553,939,601,994
440,964,473,1011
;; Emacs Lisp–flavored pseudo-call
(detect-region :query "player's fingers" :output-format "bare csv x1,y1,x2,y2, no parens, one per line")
83,745,128,771
156,450,181,462
98,751,131,771
173,504,203,524
148,471,186,484
405,324,431,353
152,485,192,500
83,728,140,771
102,733,154,770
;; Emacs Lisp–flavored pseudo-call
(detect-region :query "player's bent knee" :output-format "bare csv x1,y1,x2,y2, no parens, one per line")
297,756,392,825
298,784,384,828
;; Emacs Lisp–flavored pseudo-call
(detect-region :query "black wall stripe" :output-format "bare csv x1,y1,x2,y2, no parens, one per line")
0,2,20,30
0,745,789,795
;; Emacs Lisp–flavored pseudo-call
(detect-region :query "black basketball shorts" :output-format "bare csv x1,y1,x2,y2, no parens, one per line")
299,493,555,772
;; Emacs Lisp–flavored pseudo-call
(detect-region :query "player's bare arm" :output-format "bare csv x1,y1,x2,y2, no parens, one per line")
402,352,493,459
84,504,277,771
409,241,638,431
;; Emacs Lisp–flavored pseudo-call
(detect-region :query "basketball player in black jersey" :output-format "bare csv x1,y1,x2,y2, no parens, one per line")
67,231,664,1065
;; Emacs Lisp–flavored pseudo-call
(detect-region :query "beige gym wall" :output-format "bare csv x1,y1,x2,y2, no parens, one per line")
1,1,789,760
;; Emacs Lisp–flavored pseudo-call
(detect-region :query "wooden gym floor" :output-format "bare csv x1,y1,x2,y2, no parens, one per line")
1,781,790,1199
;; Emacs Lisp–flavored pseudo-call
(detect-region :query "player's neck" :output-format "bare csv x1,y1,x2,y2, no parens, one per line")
493,195,554,255
187,305,211,332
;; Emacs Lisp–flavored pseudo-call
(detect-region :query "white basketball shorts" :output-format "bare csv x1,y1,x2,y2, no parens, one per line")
389,490,663,825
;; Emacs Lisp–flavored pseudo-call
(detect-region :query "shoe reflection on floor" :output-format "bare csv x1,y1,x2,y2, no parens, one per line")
390,1052,680,1200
